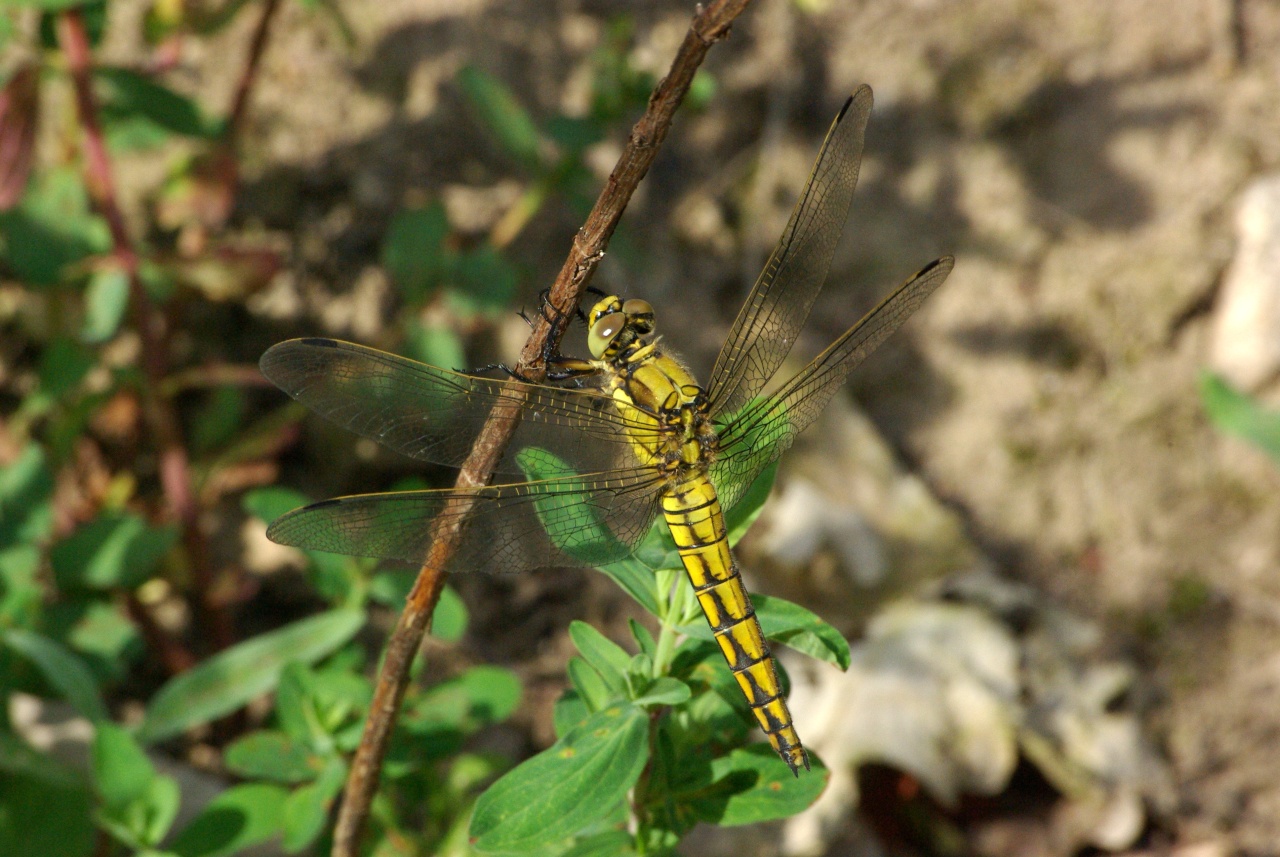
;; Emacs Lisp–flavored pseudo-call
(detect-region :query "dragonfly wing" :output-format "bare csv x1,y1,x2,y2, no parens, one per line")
267,467,667,574
706,86,873,419
712,257,953,514
261,338,653,476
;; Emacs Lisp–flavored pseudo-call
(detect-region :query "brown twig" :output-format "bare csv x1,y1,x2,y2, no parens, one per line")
328,1,755,853
57,10,236,655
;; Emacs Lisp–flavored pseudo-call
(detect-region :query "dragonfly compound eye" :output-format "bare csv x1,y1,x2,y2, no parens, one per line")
588,312,626,358
623,299,655,334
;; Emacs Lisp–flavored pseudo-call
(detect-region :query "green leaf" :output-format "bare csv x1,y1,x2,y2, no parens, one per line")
224,731,321,783
677,593,850,671
514,448,632,567
368,575,469,641
95,66,222,139
93,722,156,811
382,202,449,304
560,830,635,857
689,744,827,826
38,336,95,401
281,756,346,853
0,545,41,626
0,165,110,286
0,443,53,548
448,665,522,724
724,460,778,545
189,387,246,455
1201,371,1280,464
629,619,656,656
755,594,850,671
449,243,519,316
594,555,660,617
137,609,364,743
0,773,93,857
137,774,182,846
470,703,649,853
630,676,691,708
566,656,612,713
273,662,315,745
404,318,466,371
552,689,591,738
568,621,630,696
168,783,288,857
81,266,130,343
457,65,544,173
64,599,143,682
4,628,108,721
243,486,311,524
429,583,469,641
50,512,179,591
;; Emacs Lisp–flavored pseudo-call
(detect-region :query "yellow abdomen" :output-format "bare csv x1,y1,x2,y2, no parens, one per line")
661,474,809,774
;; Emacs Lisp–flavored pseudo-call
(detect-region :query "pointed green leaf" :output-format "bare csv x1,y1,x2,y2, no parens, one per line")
630,676,691,708
566,656,612,713
754,594,850,670
4,628,108,721
471,703,648,853
0,444,53,548
1201,371,1280,463
81,266,130,343
457,65,544,173
138,610,364,743
568,621,630,695
95,66,222,139
50,512,178,591
628,619,656,656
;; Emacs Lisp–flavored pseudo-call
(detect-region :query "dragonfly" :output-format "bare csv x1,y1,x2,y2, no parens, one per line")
260,85,953,776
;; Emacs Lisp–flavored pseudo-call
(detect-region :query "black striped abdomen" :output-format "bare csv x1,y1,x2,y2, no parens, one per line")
661,475,809,775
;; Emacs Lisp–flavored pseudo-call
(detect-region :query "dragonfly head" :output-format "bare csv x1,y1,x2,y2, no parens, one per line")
587,295,655,359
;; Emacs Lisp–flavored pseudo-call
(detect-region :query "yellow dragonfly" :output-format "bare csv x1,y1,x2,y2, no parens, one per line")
260,85,952,775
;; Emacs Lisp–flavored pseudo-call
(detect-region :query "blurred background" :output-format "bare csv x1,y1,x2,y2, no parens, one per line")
2,0,1279,854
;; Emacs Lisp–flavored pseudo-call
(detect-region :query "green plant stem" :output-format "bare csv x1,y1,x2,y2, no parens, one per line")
652,571,690,678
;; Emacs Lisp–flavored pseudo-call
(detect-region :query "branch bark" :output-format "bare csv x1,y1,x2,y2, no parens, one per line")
328,1,755,853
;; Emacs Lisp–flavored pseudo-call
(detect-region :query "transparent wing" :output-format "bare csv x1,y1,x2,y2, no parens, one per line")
711,257,953,514
261,338,656,476
706,86,874,419
267,467,667,573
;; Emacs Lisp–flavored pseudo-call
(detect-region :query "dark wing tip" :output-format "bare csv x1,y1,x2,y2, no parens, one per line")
299,337,339,347
834,85,873,126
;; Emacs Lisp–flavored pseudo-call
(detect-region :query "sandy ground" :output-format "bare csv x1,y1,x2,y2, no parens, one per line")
87,0,1280,852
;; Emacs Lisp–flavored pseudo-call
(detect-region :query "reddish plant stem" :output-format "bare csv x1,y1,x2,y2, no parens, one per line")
328,1,755,854
226,0,281,144
57,10,236,655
